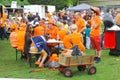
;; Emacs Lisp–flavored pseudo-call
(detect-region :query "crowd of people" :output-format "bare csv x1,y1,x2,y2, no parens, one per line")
1,6,120,67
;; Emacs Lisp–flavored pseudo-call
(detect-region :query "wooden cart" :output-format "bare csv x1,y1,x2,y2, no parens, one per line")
58,54,96,77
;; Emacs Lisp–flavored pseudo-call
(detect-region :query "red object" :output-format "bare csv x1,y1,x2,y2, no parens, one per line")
104,31,116,49
47,43,58,47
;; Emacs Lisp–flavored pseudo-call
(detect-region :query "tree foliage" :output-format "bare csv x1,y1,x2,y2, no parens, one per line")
0,0,29,6
0,0,79,11
28,0,79,11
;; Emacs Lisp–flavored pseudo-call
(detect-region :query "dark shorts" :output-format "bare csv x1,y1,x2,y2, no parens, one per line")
90,36,102,51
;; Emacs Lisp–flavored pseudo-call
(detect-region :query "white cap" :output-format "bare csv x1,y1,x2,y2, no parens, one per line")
35,22,39,25
33,22,39,27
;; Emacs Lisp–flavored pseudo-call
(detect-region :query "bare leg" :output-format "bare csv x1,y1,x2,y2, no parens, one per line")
35,54,42,65
97,50,102,58
37,55,42,62
95,49,97,57
39,50,48,67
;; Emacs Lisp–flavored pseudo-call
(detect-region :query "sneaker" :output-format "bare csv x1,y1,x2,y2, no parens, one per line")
94,57,98,61
95,57,101,63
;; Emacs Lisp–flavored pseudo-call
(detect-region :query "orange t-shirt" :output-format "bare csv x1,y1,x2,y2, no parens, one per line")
20,23,26,31
75,18,85,32
0,13,7,27
9,31,18,48
71,32,85,52
34,26,44,36
63,35,72,49
87,19,92,27
40,24,47,34
3,13,7,21
57,29,67,41
0,18,4,28
17,30,26,51
90,16,101,37
48,26,58,39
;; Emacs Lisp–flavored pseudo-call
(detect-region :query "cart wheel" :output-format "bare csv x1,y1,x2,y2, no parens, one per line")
58,66,66,73
63,68,73,77
87,66,96,75
77,65,86,71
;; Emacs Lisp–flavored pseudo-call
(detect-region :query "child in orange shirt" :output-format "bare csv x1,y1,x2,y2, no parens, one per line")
71,24,86,54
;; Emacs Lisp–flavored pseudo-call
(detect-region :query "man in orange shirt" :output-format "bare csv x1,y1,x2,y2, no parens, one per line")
0,13,8,40
90,7,102,63
74,12,85,33
34,22,44,36
47,20,58,39
39,19,47,34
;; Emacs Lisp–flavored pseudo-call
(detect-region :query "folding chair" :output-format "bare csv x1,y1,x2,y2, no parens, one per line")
28,51,40,67
15,48,23,60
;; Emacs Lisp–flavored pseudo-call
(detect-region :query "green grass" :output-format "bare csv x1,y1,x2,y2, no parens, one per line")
0,40,120,80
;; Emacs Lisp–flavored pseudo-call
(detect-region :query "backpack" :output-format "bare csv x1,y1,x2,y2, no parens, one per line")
44,60,60,68
71,45,82,56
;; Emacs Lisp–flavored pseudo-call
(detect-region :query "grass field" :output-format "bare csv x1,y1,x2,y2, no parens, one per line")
0,39,120,80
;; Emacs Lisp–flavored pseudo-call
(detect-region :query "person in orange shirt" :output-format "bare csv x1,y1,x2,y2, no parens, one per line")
56,22,67,50
47,20,58,39
39,19,47,34
17,22,26,59
63,30,72,49
45,11,51,20
71,24,85,54
0,13,8,40
34,22,44,36
56,22,67,41
9,23,18,48
19,22,26,31
90,7,102,63
74,12,86,33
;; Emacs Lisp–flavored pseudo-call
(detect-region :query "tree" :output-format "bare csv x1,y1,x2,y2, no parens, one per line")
0,0,79,11
28,0,79,11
